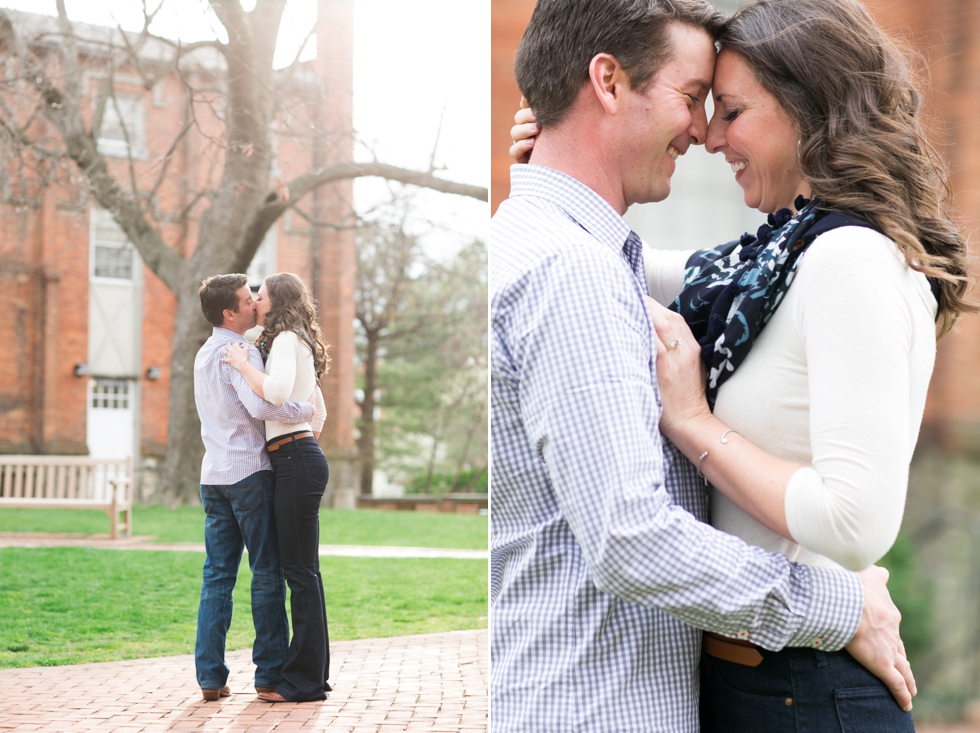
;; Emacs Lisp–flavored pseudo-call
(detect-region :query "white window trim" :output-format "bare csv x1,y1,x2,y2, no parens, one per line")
248,224,279,290
89,378,133,410
95,93,149,160
89,206,139,283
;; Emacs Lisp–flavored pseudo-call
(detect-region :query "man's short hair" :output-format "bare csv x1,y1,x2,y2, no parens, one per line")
515,0,725,127
199,273,249,327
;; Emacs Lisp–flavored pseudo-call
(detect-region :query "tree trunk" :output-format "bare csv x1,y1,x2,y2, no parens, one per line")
453,401,483,486
464,465,486,492
422,431,439,494
155,281,213,505
357,328,379,496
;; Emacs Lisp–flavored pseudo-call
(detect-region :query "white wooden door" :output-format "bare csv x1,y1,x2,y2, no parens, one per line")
87,378,135,461
87,208,142,460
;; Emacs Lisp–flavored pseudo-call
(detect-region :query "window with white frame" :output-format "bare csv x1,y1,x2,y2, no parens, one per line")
91,208,135,280
97,94,147,159
247,225,278,290
90,379,131,409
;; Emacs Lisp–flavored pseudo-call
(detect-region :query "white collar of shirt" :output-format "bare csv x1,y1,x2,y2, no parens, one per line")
509,164,637,260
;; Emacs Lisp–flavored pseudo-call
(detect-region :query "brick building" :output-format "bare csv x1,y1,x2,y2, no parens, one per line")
493,0,980,715
0,2,359,505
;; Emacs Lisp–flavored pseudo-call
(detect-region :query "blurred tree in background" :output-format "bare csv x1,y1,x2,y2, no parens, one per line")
354,214,486,496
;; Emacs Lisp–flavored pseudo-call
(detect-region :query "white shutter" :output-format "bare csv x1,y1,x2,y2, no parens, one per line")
88,208,141,377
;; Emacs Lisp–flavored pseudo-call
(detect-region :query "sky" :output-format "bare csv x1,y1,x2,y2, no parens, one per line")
0,0,489,260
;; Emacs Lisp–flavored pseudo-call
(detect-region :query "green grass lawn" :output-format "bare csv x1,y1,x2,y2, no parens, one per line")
0,547,487,669
0,505,488,549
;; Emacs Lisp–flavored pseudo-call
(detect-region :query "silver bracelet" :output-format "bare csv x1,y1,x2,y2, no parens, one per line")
697,450,709,479
720,429,739,444
698,431,739,483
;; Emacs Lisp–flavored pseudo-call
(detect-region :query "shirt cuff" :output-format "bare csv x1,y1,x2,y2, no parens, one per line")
302,402,314,423
786,564,863,652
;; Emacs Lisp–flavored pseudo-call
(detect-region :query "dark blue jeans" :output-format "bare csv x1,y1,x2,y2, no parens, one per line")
701,645,916,733
195,470,289,691
268,433,330,702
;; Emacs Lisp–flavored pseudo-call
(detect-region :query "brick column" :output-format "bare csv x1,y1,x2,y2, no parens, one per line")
315,0,359,507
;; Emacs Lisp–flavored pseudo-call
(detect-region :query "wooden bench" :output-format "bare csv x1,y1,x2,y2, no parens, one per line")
0,456,133,539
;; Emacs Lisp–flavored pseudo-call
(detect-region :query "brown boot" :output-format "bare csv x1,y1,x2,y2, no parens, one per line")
257,691,289,703
201,685,231,701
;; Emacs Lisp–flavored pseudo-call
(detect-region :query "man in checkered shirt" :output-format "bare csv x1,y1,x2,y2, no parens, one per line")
193,274,314,701
490,1,915,730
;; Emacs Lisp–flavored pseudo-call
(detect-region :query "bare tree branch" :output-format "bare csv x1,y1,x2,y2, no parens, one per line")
428,101,447,173
0,10,185,288
291,205,360,230
0,94,39,149
112,12,156,89
229,162,485,275
148,117,195,202
209,0,249,49
54,0,80,100
176,188,212,223
288,162,488,205
145,38,228,90
91,69,115,142
110,91,143,203
283,24,316,72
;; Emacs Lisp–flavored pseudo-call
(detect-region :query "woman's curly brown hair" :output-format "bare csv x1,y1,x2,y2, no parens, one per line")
721,0,976,336
256,273,331,379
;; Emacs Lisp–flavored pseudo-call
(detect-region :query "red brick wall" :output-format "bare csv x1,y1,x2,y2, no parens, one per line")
0,151,90,454
313,0,357,456
861,0,980,441
491,0,535,214
41,190,90,454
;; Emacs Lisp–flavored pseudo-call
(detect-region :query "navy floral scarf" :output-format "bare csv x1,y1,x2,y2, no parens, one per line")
670,196,875,408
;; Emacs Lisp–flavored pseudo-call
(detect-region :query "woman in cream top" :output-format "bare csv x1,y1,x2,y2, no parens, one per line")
261,329,327,441
645,227,937,572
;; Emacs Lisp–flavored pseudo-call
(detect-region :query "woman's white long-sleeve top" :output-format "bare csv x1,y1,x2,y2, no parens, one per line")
260,330,327,440
644,226,937,571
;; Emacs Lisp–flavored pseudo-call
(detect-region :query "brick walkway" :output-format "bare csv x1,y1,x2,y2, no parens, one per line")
0,629,487,732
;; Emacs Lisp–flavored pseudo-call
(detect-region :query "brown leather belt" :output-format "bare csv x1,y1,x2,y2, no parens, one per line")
266,431,314,452
704,632,764,667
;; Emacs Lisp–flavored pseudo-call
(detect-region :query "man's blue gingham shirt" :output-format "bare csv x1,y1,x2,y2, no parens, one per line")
195,327,313,485
490,165,864,733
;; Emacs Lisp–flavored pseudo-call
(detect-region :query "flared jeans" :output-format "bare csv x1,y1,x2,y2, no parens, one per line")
267,432,331,701
195,470,289,691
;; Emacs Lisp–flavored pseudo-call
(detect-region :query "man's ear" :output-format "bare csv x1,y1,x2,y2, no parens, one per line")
221,308,236,324
589,53,628,115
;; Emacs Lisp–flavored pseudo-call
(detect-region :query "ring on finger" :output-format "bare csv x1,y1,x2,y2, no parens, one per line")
666,338,683,351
